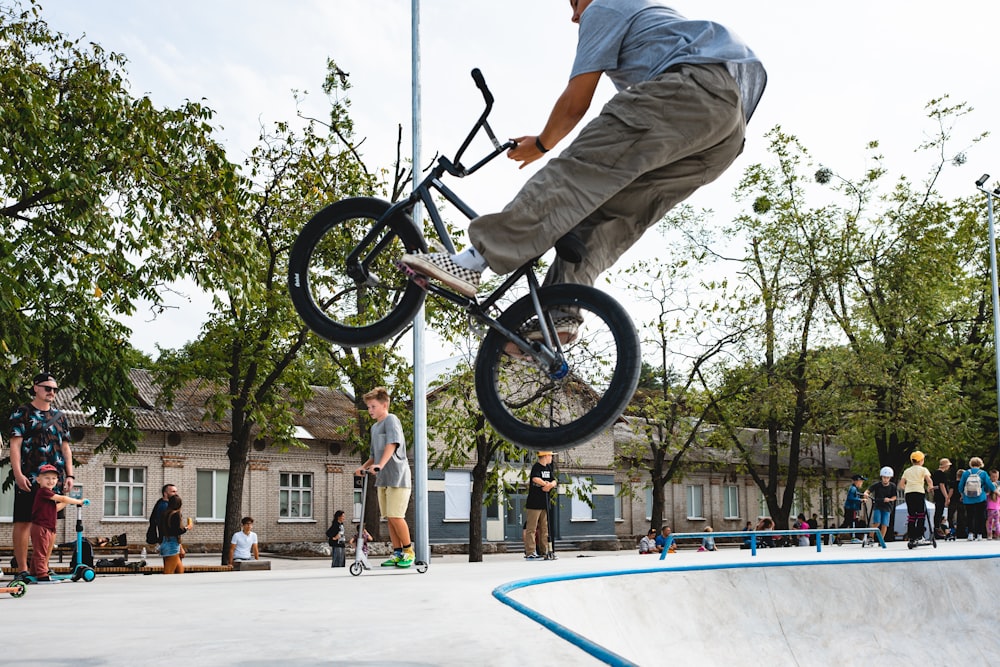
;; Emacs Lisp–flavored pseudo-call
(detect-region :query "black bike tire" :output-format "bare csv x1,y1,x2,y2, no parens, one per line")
288,197,427,347
474,284,641,450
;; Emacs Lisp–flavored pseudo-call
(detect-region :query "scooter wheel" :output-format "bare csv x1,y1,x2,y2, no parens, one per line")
415,560,428,574
907,541,915,549
9,581,26,598
349,562,364,576
81,567,96,582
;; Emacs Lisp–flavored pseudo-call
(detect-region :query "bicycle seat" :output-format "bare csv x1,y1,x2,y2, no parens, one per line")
554,232,585,264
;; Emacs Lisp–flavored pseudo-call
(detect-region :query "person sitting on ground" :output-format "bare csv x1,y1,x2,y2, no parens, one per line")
699,526,717,552
755,517,775,548
228,516,259,565
654,525,676,554
638,528,657,554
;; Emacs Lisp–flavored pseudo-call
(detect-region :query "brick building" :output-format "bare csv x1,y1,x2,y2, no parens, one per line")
2,370,858,552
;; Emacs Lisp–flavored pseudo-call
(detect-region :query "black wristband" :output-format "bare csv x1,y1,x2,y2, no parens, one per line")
65,475,75,479
535,137,549,154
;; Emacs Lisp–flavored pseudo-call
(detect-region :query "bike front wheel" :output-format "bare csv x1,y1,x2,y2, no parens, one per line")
474,284,641,451
288,197,427,347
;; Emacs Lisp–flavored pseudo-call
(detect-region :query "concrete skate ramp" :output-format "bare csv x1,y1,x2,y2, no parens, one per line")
495,554,1000,666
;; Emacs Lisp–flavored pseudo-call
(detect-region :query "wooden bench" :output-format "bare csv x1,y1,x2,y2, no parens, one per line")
231,560,271,571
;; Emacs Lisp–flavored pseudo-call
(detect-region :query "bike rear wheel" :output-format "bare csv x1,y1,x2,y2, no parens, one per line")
288,197,427,347
474,284,641,451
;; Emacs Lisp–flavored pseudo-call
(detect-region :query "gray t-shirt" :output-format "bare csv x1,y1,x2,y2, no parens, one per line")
370,414,410,488
571,0,766,121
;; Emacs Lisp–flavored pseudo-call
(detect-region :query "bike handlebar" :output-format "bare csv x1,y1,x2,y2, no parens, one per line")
471,68,494,107
438,68,507,178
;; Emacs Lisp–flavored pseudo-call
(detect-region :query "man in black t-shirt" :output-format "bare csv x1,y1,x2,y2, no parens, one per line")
524,451,556,560
9,373,74,580
931,458,952,535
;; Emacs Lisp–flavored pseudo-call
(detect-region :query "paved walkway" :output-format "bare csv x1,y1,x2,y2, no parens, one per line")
5,540,999,666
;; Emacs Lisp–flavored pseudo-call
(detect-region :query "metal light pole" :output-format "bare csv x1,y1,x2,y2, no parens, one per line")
977,173,1000,444
411,0,430,565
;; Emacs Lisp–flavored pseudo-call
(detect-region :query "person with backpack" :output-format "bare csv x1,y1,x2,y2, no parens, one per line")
959,457,995,541
147,483,178,548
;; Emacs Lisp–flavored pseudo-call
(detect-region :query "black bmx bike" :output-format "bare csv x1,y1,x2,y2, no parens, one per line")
288,69,640,451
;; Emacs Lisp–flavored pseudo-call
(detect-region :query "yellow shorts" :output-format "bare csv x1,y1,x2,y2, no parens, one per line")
377,486,411,519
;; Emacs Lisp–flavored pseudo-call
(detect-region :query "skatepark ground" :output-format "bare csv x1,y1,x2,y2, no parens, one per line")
6,538,999,666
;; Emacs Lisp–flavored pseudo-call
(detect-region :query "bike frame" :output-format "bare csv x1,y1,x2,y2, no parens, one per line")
347,69,566,369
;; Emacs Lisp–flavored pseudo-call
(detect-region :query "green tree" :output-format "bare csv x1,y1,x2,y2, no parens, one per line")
615,256,738,530
1,1,236,456
809,98,988,476
706,128,836,529
153,61,391,560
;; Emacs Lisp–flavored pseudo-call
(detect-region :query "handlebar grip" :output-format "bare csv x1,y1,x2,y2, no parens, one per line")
471,68,494,106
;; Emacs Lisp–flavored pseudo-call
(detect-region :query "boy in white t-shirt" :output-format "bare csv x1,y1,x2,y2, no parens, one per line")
228,516,259,564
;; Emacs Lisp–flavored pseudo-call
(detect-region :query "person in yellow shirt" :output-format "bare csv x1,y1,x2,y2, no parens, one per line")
898,451,934,546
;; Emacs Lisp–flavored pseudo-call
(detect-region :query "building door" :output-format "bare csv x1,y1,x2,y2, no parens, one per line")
504,493,527,542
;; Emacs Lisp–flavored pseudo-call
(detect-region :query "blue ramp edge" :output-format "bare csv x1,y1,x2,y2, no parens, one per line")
492,553,1000,666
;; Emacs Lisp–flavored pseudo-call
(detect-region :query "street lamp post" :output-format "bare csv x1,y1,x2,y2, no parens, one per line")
977,174,1000,447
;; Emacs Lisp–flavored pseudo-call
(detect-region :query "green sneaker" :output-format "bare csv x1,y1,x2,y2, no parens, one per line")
381,551,402,567
396,549,415,568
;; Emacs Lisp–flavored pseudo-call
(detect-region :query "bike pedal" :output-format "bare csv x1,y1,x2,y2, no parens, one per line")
395,261,429,289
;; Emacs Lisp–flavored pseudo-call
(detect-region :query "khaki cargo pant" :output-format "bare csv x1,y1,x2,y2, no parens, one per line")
469,63,747,286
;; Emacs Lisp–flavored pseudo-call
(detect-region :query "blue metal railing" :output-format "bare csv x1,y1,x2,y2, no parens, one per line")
658,527,886,559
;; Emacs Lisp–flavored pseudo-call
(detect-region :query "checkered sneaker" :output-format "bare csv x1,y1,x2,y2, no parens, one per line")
399,252,481,297
518,310,584,344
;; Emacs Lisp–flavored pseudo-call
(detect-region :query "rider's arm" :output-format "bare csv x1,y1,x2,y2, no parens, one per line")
508,71,603,169
375,443,398,469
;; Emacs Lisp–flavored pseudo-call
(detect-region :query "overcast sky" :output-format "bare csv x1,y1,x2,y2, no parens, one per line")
36,0,1000,356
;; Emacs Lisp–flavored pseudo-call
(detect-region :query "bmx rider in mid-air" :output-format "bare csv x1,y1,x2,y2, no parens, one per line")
401,0,767,343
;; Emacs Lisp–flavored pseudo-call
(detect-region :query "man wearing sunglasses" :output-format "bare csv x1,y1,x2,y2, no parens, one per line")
8,372,75,581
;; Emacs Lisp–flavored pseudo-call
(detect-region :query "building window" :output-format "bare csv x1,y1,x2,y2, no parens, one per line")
686,484,704,520
723,484,740,519
445,471,471,521
104,467,145,518
645,487,653,521
279,472,313,519
758,494,769,519
196,469,229,520
570,476,593,521
791,489,804,519
614,483,623,521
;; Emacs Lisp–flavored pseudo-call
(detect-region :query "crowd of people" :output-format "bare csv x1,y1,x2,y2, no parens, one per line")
639,451,1000,553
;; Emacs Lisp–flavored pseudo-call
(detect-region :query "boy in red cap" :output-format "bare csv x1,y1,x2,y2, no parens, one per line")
30,464,86,582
